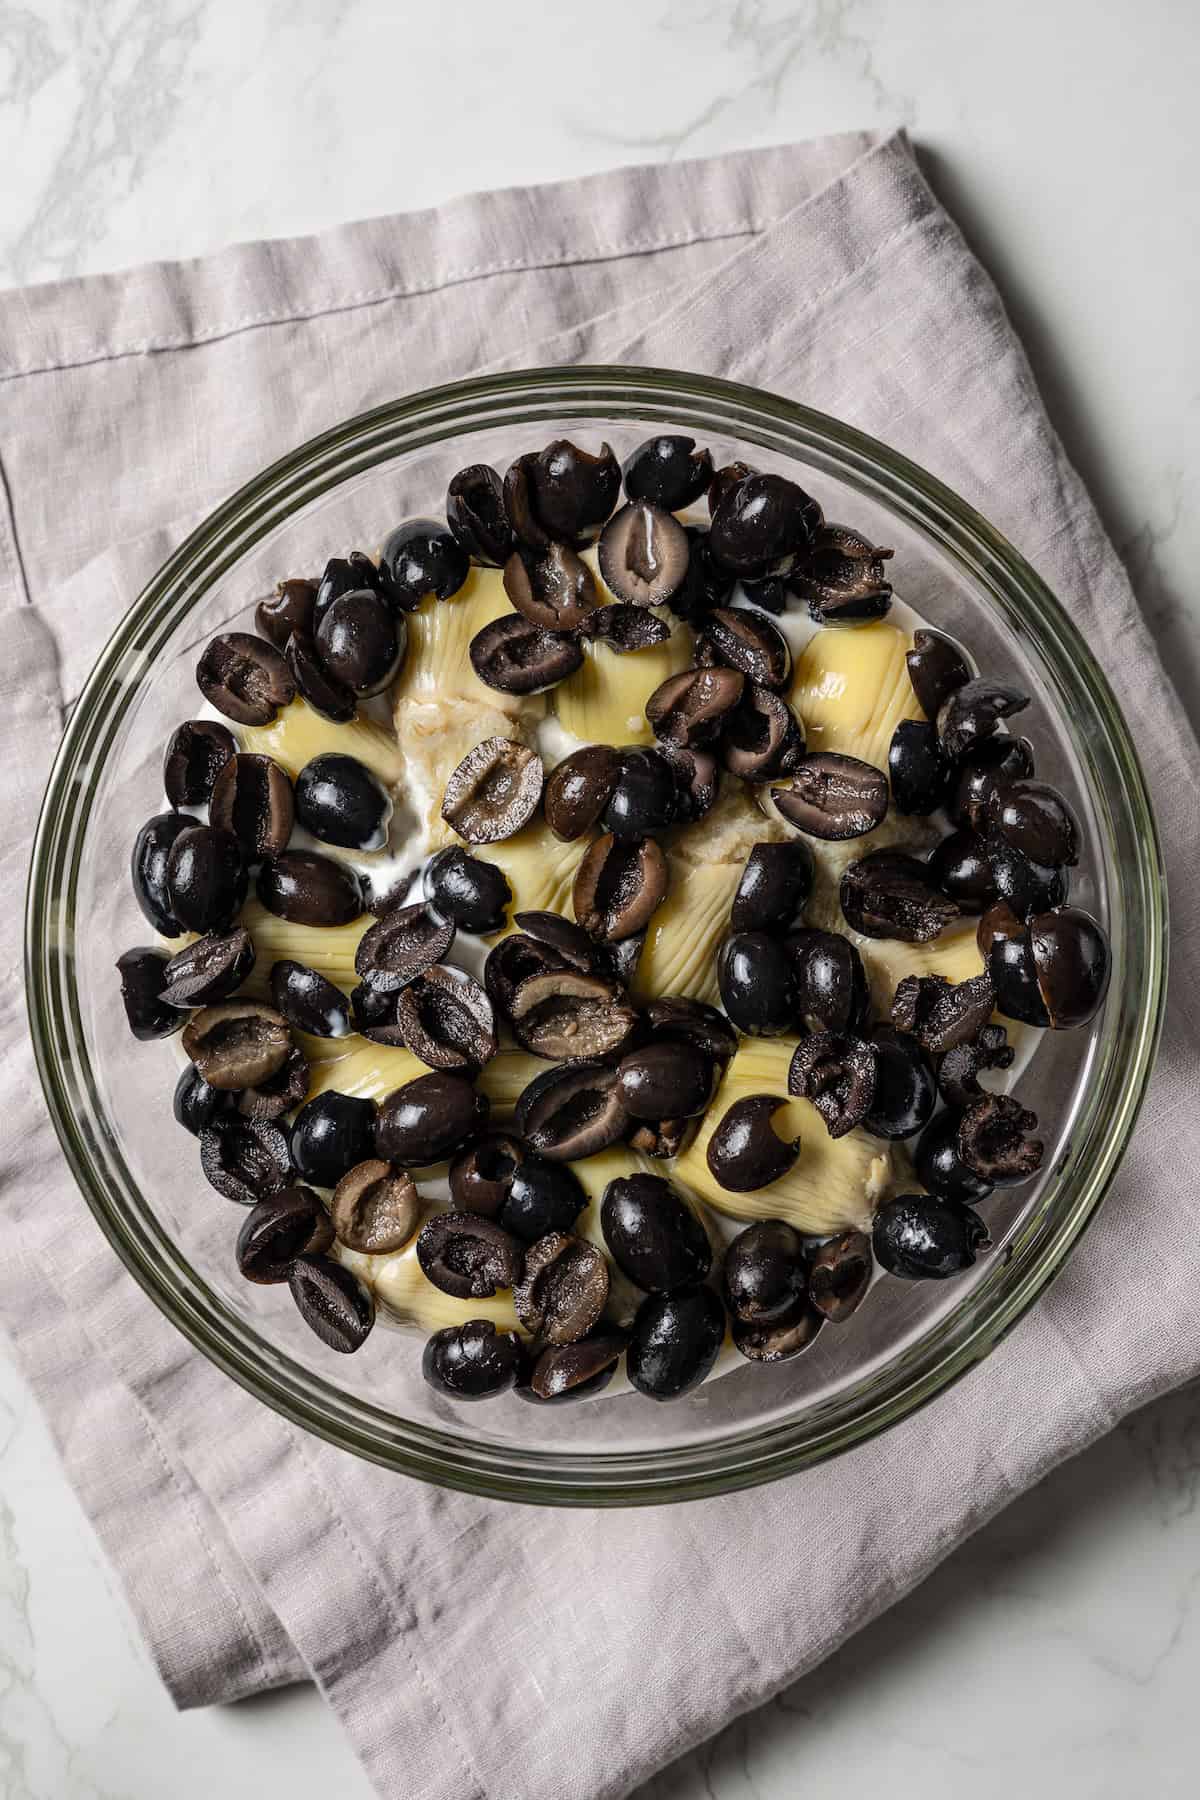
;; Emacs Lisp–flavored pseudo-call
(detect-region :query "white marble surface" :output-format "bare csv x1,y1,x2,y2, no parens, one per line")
2,1,1198,1796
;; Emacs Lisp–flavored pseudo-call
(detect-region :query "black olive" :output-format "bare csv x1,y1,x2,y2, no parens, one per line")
572,833,669,941
131,811,194,935
356,901,455,994
163,719,236,808
294,753,392,851
470,613,584,696
209,753,295,860
513,1232,608,1344
285,631,357,722
422,1320,521,1400
927,828,996,914
527,439,621,544
1028,906,1111,1029
423,846,511,935
936,1023,1015,1109
255,577,318,651
863,1024,936,1140
808,1231,872,1322
161,927,256,1008
396,965,498,1071
789,523,893,624
642,995,738,1065
196,632,295,726
498,1158,587,1243
513,1061,629,1161
237,1187,332,1283
375,1072,489,1166
517,1331,629,1404
987,780,1080,868
717,931,795,1036
378,517,470,609
313,552,386,626
601,1173,711,1292
698,606,791,689
646,666,745,747
707,461,756,518
173,1062,233,1135
483,932,569,1018
511,911,597,971
914,1109,994,1204
722,1220,808,1323
987,834,1070,920
449,1134,526,1219
601,747,678,838
721,684,805,783
787,1033,877,1138
622,435,714,510
446,464,513,565
730,841,815,933
199,1117,292,1206
661,743,719,825
615,1041,715,1121
888,720,949,815
905,629,970,719
937,677,1030,760
598,502,691,606
785,928,869,1034
315,588,406,696
773,751,889,840
891,971,996,1056
957,1093,1044,1186
165,824,248,933
731,1295,824,1362
839,849,960,942
705,1094,801,1189
741,576,790,615
627,1286,726,1400
948,735,1036,830
115,947,178,1040
288,1256,375,1352
583,603,672,653
257,849,362,927
416,1211,523,1299
543,744,622,841
709,473,822,577
270,959,353,1038
671,525,735,620
235,1044,310,1123
507,968,637,1062
290,1091,377,1188
503,542,599,632
873,1194,990,1280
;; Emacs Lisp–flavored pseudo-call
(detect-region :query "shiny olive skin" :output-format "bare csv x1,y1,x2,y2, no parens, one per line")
948,735,1036,830
627,1286,726,1401
986,836,1069,920
888,719,948,815
257,850,363,926
422,1321,522,1400
165,824,248,934
446,464,513,565
270,960,352,1038
315,589,406,696
717,932,795,1036
375,1072,489,1166
863,1024,937,1140
600,1174,712,1293
621,435,714,510
294,753,392,851
131,811,194,935
730,840,815,934
601,748,678,839
872,1194,990,1280
116,947,178,1041
163,719,236,808
173,1061,233,1136
290,1092,377,1189
927,828,997,914
722,1220,808,1323
1029,906,1111,1028
914,1109,994,1204
449,1134,525,1219
615,1041,715,1122
498,1159,588,1243
379,517,470,608
424,847,511,934
786,928,868,1034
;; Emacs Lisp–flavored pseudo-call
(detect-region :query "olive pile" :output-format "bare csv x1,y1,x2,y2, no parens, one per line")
115,430,1115,1404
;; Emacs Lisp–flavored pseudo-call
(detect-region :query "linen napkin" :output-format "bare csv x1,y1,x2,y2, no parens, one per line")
2,129,1197,1800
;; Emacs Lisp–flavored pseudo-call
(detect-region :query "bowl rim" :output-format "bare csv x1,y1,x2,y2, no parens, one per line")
25,364,1168,1504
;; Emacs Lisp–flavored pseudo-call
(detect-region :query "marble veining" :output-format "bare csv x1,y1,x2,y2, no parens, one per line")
2,0,1198,1795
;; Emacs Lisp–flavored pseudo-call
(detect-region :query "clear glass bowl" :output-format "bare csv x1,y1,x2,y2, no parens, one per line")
25,367,1166,1504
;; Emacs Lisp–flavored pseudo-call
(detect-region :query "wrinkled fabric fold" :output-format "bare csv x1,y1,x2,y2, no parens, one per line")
1,128,1196,1800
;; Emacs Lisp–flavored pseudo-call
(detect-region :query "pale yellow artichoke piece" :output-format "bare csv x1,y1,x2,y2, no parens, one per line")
233,900,371,994
236,696,404,786
476,1047,546,1121
673,1035,888,1235
341,1240,522,1336
632,856,741,1008
552,622,692,749
476,820,587,928
790,621,921,768
306,1041,428,1103
858,925,986,1019
394,566,542,718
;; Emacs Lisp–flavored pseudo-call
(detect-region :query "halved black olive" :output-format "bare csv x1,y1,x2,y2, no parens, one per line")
470,613,583,696
294,752,392,851
905,629,971,719
1028,906,1110,1028
601,747,678,838
914,1109,994,1204
927,828,997,914
788,1032,877,1138
255,578,318,651
163,719,236,808
441,737,543,844
375,1071,488,1166
949,734,1036,830
513,1232,608,1344
183,1002,292,1091
987,780,1080,868
449,1134,526,1219
888,720,948,815
196,632,295,726
543,743,621,841
161,927,255,1008
709,473,822,577
424,846,511,934
313,552,386,624
503,542,599,632
498,1158,587,1242
773,751,888,840
839,849,960,942
315,588,406,696
517,1331,629,1404
236,1186,331,1283
938,677,1030,760
165,824,248,933
671,525,735,620
698,606,790,689
356,901,456,993
627,1286,725,1399
131,811,193,935
873,1194,990,1280
731,1295,824,1362
785,928,869,1034
514,1061,629,1161
483,932,569,1017
395,965,497,1070
285,631,357,722
615,1041,715,1121
717,931,794,1036
528,439,621,544
422,1320,521,1399
257,849,363,927
291,1090,378,1187
646,665,744,747
446,464,513,565
288,1256,375,1352
789,523,893,623
642,995,738,1065
502,454,552,552
721,684,804,782
808,1231,872,1322
863,1024,936,1140
379,517,470,609
730,840,815,933
661,743,719,824
572,833,668,941
957,1093,1044,1186
200,1118,292,1206
890,970,996,1055
416,1210,523,1299
583,603,672,653
741,576,789,615
986,834,1070,919
173,1062,232,1136
508,968,637,1062
116,947,178,1040
707,460,756,518
622,435,714,511
346,982,405,1048
210,753,295,859
706,1094,801,1189
512,911,597,971
936,1022,1014,1108
723,1220,808,1323
982,909,1049,1027
598,501,691,606
601,1173,711,1292
234,1045,310,1123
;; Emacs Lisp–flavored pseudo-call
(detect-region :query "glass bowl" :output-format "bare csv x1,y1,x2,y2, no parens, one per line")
25,367,1166,1505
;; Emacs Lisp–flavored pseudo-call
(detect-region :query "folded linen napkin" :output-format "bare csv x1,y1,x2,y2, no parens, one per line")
2,129,1196,1800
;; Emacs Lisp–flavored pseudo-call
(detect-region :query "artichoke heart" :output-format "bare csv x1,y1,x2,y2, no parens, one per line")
394,566,542,719
791,621,921,768
342,1240,522,1336
237,696,404,786
476,820,587,926
632,856,742,1007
